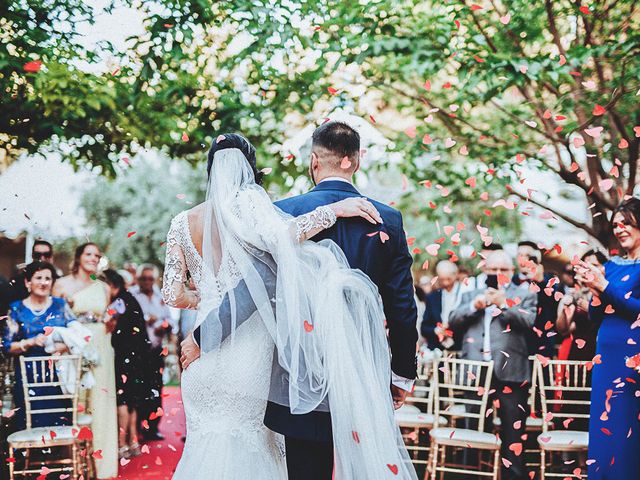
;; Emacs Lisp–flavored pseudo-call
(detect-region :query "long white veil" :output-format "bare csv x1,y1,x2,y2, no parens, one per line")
195,147,417,479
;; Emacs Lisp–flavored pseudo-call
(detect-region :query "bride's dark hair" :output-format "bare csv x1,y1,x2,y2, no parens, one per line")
207,133,264,185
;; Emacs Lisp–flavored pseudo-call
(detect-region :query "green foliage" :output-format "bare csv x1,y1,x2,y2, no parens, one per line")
124,0,640,246
80,156,206,266
4,0,639,250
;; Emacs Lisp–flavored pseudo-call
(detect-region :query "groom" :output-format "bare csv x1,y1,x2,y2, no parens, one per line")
180,121,418,479
265,121,418,479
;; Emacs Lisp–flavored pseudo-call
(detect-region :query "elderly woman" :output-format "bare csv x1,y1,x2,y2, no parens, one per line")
577,198,640,480
1,261,76,429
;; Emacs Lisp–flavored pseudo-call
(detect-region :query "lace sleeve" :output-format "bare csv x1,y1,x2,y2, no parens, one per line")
162,217,200,309
293,205,337,242
236,189,337,247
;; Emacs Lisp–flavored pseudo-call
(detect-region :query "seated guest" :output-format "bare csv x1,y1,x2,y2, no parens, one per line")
1,261,76,429
101,269,152,459
449,250,537,480
420,260,462,350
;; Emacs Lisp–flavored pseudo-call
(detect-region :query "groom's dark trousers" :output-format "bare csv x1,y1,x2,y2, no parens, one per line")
265,180,418,479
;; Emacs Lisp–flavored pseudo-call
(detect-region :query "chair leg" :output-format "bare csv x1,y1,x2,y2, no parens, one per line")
438,444,446,480
424,439,434,480
72,442,78,480
540,449,546,480
8,446,14,480
430,442,438,480
492,449,499,480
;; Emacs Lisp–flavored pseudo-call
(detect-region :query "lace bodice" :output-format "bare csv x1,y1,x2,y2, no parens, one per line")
162,201,337,311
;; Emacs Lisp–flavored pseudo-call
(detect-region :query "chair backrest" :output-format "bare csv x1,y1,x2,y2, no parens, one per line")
406,357,437,413
534,358,592,433
19,355,82,429
432,357,494,431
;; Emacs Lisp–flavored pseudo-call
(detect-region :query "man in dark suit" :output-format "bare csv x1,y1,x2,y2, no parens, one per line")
420,260,462,350
264,121,418,479
449,250,537,480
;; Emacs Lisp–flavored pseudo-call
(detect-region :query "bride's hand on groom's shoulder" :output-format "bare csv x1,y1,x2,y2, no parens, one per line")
180,333,201,370
330,197,383,225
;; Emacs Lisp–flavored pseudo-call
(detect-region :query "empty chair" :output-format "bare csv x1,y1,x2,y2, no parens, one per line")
427,358,499,480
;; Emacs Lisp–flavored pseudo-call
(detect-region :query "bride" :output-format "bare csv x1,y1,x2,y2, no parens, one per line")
162,134,416,479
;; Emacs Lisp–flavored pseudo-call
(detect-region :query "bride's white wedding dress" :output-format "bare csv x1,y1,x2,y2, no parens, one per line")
163,210,287,479
162,147,417,480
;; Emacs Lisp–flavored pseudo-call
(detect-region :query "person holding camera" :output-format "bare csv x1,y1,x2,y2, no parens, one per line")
514,241,562,358
449,250,538,480
556,249,607,363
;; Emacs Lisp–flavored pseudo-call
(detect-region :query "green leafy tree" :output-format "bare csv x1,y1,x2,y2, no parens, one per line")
6,0,638,251
80,155,206,266
124,0,638,248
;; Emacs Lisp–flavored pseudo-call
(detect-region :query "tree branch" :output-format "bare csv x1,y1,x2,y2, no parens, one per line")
507,186,598,238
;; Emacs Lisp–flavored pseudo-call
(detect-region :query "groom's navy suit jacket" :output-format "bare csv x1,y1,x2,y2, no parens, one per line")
264,180,418,442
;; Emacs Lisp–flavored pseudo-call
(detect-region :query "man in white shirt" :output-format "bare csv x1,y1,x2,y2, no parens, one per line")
131,264,174,441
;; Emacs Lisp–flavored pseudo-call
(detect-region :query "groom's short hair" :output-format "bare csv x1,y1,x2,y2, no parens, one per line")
312,121,360,163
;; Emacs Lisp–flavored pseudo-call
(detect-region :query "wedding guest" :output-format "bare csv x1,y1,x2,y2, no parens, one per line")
7,240,55,304
101,269,152,459
559,263,576,292
449,250,537,480
581,198,640,480
556,250,607,362
117,269,135,289
514,241,561,358
130,264,174,441
463,242,504,292
457,265,471,286
2,261,75,429
123,262,139,288
420,260,462,351
52,242,118,479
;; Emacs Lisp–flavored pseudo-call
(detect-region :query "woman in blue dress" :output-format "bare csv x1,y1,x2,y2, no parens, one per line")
2,261,77,430
577,197,640,479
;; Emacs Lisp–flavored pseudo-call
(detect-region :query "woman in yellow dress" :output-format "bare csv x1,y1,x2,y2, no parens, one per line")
53,242,118,479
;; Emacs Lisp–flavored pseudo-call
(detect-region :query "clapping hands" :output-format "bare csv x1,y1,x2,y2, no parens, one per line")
574,261,608,296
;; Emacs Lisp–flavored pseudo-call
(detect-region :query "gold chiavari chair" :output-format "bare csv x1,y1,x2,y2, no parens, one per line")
7,355,83,480
427,358,499,480
395,357,445,470
535,358,591,479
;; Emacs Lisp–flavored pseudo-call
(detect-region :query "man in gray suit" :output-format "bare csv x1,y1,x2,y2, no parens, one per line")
449,250,537,480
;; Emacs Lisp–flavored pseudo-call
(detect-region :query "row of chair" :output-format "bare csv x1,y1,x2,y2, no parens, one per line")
396,356,591,479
